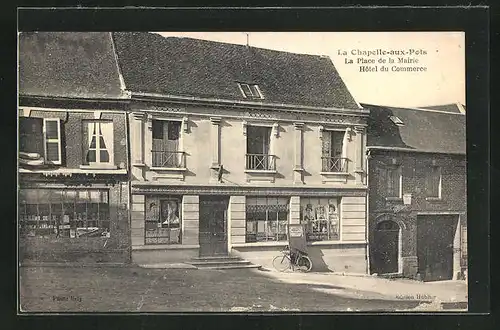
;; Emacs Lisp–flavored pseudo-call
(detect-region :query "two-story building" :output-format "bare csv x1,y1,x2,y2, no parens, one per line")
364,103,466,281
18,32,131,263
112,32,370,272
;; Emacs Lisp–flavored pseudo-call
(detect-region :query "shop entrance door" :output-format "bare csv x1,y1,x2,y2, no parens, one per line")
199,196,229,257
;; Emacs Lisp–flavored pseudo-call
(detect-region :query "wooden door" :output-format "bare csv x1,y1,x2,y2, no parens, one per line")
199,196,229,257
373,220,400,274
417,215,457,281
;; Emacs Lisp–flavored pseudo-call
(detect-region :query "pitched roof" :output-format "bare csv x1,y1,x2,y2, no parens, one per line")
18,32,125,99
363,103,466,154
112,32,360,109
419,103,465,114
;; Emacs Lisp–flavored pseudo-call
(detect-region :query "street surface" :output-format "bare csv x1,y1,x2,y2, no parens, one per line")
20,266,423,312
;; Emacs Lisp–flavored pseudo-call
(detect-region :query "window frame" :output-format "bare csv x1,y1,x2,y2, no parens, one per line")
83,120,114,167
321,128,348,172
426,165,442,199
245,197,289,243
144,195,182,245
386,165,403,198
42,118,62,165
151,118,185,169
18,188,110,239
238,83,264,99
300,197,340,242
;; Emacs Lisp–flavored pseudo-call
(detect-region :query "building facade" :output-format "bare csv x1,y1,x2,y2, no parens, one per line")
18,32,131,263
113,32,370,272
365,104,467,281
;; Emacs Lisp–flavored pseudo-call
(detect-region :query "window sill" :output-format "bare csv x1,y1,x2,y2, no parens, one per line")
426,197,444,202
385,197,403,202
80,164,118,170
132,244,200,251
244,169,277,174
150,167,187,172
320,171,350,176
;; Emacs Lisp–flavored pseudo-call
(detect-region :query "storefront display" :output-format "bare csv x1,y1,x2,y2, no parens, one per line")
246,197,289,242
300,197,340,241
144,195,181,244
18,189,110,238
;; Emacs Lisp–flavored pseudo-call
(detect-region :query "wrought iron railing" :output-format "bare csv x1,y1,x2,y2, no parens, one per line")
321,157,348,172
246,154,276,171
151,150,186,168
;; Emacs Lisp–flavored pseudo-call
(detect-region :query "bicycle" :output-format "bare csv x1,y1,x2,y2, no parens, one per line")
272,245,313,272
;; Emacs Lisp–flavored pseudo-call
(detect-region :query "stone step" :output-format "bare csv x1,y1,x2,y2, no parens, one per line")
199,264,262,270
191,256,242,262
190,260,252,267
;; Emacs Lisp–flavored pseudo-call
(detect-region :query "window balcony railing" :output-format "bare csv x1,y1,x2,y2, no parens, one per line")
151,150,186,168
246,154,276,171
321,157,348,172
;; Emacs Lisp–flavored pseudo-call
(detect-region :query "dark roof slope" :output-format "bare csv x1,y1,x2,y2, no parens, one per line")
19,32,124,99
363,103,466,154
112,32,360,109
420,103,464,114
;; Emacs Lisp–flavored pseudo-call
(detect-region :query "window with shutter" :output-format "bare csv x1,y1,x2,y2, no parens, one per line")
43,118,62,164
19,117,44,155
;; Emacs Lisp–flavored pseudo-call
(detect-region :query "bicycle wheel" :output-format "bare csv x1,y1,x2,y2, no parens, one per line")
272,254,291,272
297,255,313,272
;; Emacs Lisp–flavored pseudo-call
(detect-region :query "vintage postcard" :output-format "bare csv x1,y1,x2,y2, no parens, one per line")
18,31,467,312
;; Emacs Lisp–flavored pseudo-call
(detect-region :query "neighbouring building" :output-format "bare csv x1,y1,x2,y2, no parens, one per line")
364,103,466,281
18,32,131,263
112,32,370,272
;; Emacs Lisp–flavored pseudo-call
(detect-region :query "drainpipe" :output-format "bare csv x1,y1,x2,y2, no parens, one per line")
125,110,133,264
365,148,372,275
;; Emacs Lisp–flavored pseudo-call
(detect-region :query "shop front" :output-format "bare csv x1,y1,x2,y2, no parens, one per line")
18,174,129,264
130,184,368,272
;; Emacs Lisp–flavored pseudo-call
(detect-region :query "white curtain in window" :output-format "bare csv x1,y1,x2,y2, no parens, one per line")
100,122,114,164
342,129,349,159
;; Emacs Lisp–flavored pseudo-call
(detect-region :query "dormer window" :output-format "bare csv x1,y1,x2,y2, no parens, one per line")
389,115,404,126
238,83,263,99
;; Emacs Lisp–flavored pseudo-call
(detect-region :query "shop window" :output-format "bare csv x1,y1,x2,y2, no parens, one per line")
82,120,114,166
245,197,288,242
18,189,110,238
300,197,340,241
144,196,181,245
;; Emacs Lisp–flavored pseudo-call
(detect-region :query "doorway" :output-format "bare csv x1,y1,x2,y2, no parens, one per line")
199,196,229,257
417,215,458,281
372,220,400,274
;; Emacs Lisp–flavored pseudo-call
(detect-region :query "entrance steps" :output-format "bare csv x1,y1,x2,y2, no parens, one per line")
187,256,261,270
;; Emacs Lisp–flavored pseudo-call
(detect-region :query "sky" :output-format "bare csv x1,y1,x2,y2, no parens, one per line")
157,32,465,108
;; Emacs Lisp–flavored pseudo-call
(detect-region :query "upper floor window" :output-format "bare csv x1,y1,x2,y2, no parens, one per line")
426,166,442,198
19,117,62,165
151,120,185,168
385,165,402,198
321,130,348,172
246,125,275,170
238,83,263,99
83,121,114,166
